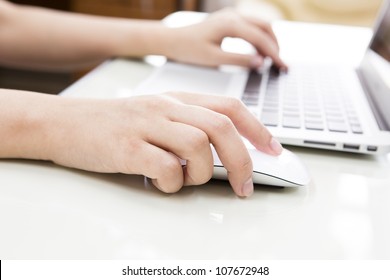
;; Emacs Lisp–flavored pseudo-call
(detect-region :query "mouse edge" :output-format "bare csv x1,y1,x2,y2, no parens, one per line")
252,170,309,187
213,165,310,187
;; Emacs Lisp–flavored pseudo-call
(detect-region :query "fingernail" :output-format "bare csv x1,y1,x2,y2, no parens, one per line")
270,137,283,155
242,178,254,197
281,65,289,73
250,56,263,68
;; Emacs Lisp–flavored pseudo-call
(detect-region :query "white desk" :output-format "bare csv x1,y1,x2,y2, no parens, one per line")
1,19,390,259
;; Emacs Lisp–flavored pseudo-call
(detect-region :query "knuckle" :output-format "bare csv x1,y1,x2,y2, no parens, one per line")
161,157,182,177
157,158,183,193
223,97,250,125
240,157,253,171
154,157,184,193
214,9,240,32
263,22,272,29
185,130,209,153
224,96,244,112
211,114,234,134
259,123,272,139
194,163,214,184
185,166,213,187
221,7,240,21
144,94,177,113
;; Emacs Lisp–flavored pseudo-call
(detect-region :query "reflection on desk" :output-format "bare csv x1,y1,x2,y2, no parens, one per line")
1,147,389,259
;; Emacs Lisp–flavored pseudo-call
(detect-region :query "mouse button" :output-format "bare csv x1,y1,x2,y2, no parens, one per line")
277,151,311,185
247,148,281,170
249,148,310,185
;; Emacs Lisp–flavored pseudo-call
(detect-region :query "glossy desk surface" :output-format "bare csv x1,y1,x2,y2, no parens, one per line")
1,20,389,259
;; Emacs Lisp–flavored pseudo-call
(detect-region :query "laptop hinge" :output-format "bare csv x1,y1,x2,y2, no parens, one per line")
356,68,390,131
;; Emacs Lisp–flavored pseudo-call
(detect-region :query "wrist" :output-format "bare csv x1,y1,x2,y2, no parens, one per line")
113,20,176,58
0,90,62,161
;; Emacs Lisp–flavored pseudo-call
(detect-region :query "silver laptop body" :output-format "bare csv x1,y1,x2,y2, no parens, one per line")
135,1,390,155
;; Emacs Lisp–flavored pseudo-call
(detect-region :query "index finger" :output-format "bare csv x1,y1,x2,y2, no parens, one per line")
167,93,283,156
165,96,254,197
231,19,288,70
242,15,280,49
166,93,283,197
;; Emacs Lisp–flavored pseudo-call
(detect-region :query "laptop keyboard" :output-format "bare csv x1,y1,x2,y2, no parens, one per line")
243,65,363,134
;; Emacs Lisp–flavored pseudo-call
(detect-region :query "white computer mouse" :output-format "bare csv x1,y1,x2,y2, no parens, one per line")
211,146,311,187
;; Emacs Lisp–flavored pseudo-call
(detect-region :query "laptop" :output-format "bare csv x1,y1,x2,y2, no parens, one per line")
134,1,390,155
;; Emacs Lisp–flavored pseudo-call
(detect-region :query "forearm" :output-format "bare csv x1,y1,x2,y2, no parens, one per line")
0,89,60,160
0,1,173,71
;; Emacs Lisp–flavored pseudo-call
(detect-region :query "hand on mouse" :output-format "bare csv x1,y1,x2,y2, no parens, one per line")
1,90,283,197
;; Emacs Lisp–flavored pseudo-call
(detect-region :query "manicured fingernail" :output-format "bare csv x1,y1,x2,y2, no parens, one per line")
270,137,283,155
250,56,263,68
242,178,254,197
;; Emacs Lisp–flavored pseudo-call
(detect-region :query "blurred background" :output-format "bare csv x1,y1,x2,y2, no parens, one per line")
0,0,384,94
204,0,383,26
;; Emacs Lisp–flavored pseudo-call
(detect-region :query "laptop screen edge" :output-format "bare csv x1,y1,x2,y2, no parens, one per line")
358,0,390,132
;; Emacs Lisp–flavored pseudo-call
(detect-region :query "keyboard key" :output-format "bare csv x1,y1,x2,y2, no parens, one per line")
305,120,325,131
347,116,361,126
304,113,323,120
242,93,259,106
283,116,301,128
351,124,363,134
262,107,278,113
261,112,279,126
245,70,262,93
326,116,346,123
260,64,363,135
328,121,348,132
